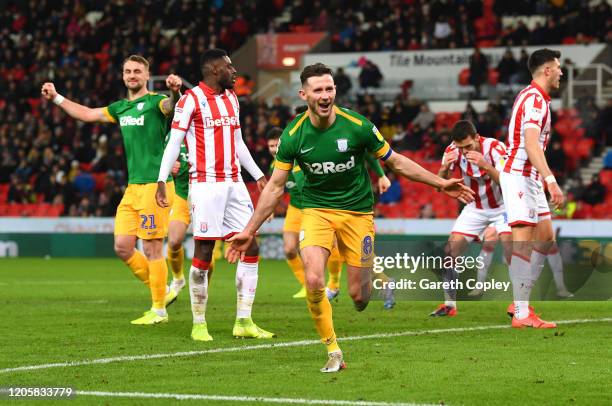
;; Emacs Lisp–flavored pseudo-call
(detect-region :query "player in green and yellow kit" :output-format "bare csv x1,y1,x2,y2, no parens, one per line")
227,63,473,372
164,143,222,306
266,127,393,302
41,55,182,325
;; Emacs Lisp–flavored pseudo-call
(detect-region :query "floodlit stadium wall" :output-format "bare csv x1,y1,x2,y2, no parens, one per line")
0,218,610,259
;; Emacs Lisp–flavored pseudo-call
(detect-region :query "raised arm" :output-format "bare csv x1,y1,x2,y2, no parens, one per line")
160,74,182,116
41,82,111,123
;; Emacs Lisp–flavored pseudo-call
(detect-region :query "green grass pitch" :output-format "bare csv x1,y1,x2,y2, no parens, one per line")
1,258,611,405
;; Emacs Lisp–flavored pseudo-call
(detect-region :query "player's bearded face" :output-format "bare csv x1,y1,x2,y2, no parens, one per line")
301,75,336,118
218,56,237,90
267,139,279,157
546,58,562,90
122,61,149,92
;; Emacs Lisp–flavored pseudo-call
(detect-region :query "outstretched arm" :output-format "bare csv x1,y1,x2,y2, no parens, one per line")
41,82,111,123
384,150,474,203
226,168,289,262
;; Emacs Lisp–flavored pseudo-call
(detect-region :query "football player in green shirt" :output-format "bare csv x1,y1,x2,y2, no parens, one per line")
227,63,474,372
41,55,181,325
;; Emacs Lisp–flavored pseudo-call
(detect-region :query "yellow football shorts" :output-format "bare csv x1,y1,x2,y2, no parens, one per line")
300,208,374,267
170,194,191,225
283,203,303,233
115,182,175,240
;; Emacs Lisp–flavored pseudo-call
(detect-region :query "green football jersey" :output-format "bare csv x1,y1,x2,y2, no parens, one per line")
104,93,170,184
275,106,391,213
174,144,189,200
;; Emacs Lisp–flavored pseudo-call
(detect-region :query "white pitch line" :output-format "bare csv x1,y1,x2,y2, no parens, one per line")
76,390,437,406
1,318,610,375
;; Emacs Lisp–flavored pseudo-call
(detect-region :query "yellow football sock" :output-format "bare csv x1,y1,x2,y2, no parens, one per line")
327,260,342,291
287,255,305,285
148,258,169,310
167,246,185,281
126,250,149,286
306,288,340,353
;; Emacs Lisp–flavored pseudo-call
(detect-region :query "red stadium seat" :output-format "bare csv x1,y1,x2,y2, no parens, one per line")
576,138,595,159
599,170,612,188
487,68,499,85
458,68,470,86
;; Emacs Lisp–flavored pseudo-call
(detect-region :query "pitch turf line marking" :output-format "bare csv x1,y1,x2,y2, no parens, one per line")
76,390,436,406
1,318,610,375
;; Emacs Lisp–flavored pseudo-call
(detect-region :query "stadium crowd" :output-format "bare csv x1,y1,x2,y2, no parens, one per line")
0,0,610,217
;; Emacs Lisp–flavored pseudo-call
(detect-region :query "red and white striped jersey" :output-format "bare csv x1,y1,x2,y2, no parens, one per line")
503,80,552,181
171,82,242,183
442,136,506,210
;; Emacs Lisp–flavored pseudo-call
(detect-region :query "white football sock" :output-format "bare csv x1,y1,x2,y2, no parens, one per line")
477,248,495,283
236,258,258,319
443,267,458,309
509,253,532,319
189,266,209,324
530,249,547,284
548,251,567,291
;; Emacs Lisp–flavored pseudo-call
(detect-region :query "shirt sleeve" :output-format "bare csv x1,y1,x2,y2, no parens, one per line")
103,101,119,124
488,140,507,165
274,128,296,171
156,94,171,117
170,93,195,133
364,153,385,176
522,93,546,131
363,121,392,161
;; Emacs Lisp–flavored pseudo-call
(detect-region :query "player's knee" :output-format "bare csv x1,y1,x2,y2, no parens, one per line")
113,242,132,260
305,272,325,290
353,300,369,312
284,247,298,259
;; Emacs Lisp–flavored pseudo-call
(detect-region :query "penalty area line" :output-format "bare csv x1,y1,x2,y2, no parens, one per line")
76,390,437,406
1,318,610,375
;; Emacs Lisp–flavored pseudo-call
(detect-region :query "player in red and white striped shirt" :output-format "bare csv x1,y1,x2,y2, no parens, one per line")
499,48,565,328
156,49,275,341
432,120,512,316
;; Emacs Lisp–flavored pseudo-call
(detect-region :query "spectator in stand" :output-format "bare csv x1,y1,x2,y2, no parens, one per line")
411,103,435,131
234,74,255,97
566,175,585,201
582,174,607,205
468,47,489,98
497,49,518,85
515,49,531,84
419,203,436,219
379,172,402,205
358,58,383,89
546,140,567,177
478,103,502,138
334,67,352,102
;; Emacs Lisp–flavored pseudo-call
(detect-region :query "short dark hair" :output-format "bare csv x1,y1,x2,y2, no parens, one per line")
200,48,228,71
450,120,477,142
294,105,308,114
123,55,150,70
266,127,283,140
527,48,561,74
300,63,333,85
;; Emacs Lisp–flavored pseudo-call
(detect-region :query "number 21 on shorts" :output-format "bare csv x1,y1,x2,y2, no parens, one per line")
140,214,157,230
